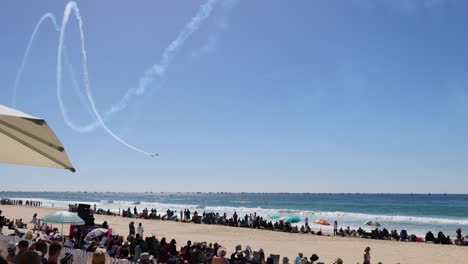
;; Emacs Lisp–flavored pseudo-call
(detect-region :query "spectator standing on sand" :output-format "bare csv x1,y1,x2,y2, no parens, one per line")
137,223,144,238
30,213,38,229
363,247,371,264
129,222,136,237
334,221,338,236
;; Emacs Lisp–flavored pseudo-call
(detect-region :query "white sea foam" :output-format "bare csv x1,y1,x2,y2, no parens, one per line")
11,197,468,228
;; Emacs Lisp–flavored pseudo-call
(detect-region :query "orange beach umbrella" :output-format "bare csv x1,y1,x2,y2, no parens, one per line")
314,219,330,226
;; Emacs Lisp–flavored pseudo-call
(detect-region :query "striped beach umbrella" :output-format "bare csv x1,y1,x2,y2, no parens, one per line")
42,211,85,235
364,220,381,227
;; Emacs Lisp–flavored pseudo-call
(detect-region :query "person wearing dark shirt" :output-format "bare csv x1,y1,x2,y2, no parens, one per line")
230,245,246,264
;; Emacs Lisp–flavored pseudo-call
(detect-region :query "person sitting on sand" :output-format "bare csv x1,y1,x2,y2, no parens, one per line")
294,253,303,264
16,218,25,228
282,257,290,264
5,242,16,263
212,247,229,264
117,241,130,259
16,251,41,264
16,240,29,258
425,231,435,243
363,247,371,264
230,245,247,264
46,242,62,264
334,257,343,264
34,240,48,263
266,257,274,264
88,248,110,264
310,254,319,264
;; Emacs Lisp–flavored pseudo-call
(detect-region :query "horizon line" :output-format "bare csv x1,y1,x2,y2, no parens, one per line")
0,191,466,195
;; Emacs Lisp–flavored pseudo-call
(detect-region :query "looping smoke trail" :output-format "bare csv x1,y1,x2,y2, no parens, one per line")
14,0,226,156
58,1,155,156
12,13,60,107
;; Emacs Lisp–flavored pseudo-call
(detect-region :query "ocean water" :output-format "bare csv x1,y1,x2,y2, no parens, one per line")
1,192,467,237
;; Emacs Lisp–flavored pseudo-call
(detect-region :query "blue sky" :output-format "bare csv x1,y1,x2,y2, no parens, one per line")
1,0,468,193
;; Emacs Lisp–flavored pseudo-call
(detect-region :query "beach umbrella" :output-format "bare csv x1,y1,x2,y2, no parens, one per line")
284,216,301,224
84,228,108,242
314,219,330,226
0,104,75,172
42,211,84,235
269,214,281,220
364,220,381,227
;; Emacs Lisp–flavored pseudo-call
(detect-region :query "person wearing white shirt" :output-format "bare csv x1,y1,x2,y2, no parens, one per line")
137,223,144,238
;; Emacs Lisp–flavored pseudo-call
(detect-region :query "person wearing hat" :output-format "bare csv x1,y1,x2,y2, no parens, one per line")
139,252,153,264
230,245,246,264
310,254,319,264
5,241,16,263
363,247,371,264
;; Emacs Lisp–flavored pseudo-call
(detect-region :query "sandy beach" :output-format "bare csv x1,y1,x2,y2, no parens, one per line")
1,205,467,263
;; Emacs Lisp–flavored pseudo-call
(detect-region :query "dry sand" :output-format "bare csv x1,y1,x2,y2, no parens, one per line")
1,205,467,263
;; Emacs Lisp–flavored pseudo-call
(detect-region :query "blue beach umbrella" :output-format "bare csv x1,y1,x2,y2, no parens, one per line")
269,214,281,220
284,216,301,224
42,211,85,235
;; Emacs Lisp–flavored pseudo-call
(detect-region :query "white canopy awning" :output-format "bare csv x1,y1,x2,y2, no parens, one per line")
0,105,75,172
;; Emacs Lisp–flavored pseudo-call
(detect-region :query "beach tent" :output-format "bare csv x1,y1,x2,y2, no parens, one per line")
0,105,75,172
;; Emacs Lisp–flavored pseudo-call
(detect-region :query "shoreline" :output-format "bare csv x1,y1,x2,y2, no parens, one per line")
0,205,467,263
3,195,468,239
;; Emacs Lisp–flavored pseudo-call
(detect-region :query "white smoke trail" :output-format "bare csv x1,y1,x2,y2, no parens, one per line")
12,13,59,107
104,0,220,116
14,0,224,156
58,2,156,156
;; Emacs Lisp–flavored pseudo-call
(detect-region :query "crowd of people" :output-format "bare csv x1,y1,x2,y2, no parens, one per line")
115,207,468,247
0,200,42,207
0,208,366,264
0,201,467,263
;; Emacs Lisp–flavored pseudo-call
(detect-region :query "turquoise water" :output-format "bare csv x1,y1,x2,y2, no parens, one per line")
1,192,467,237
